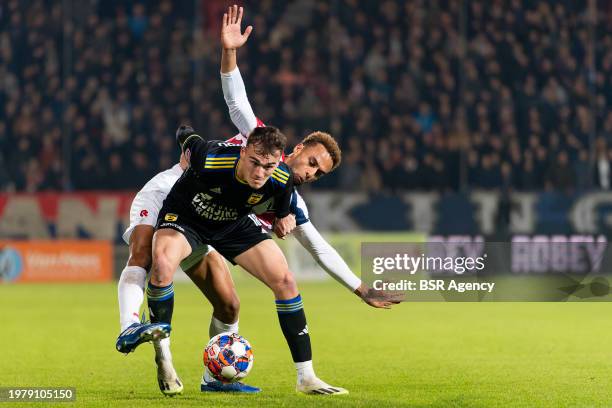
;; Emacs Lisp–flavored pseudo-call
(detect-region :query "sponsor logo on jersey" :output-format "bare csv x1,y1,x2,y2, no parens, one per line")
164,213,178,222
247,193,265,205
210,187,222,194
140,209,148,217
192,193,239,221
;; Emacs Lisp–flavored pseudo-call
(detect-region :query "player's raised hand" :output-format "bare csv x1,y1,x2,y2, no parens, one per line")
355,284,404,309
221,5,253,50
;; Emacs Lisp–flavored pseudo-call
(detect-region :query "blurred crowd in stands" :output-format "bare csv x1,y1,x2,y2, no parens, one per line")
1,0,612,193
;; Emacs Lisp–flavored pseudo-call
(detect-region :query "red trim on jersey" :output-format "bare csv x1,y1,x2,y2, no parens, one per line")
225,117,265,145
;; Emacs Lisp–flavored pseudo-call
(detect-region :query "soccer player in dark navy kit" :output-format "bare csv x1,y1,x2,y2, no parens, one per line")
145,126,347,395
155,126,293,261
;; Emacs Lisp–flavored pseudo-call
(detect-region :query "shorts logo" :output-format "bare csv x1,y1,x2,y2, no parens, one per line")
140,209,148,217
159,222,184,232
247,193,264,205
164,213,178,222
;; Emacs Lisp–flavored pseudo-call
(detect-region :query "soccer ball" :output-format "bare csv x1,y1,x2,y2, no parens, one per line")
203,332,254,383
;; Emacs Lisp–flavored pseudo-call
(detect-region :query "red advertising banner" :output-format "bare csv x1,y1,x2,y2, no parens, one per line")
0,192,135,242
0,240,113,283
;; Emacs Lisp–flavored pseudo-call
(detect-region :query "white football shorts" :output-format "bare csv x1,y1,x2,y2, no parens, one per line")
122,189,166,244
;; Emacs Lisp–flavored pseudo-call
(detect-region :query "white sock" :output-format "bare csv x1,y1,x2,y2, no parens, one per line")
154,337,173,361
208,315,239,337
295,360,316,384
118,265,147,331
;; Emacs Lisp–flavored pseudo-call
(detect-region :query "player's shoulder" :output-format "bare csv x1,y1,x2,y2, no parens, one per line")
277,161,291,173
269,162,292,189
202,141,242,157
201,141,241,171
205,140,242,153
291,188,306,206
290,189,310,225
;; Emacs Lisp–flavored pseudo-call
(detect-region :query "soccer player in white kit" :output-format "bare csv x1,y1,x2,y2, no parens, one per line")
116,5,399,396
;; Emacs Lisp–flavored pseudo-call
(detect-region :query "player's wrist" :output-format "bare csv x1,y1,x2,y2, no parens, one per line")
354,284,367,298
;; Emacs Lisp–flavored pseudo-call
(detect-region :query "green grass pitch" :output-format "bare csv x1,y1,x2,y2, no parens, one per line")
2,274,612,407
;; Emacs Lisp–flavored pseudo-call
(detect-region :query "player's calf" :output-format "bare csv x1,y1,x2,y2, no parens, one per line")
275,292,348,395
117,266,147,330
212,294,240,326
118,225,154,332
148,229,191,324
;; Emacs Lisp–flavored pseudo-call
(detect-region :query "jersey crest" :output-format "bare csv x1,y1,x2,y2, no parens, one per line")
247,193,265,205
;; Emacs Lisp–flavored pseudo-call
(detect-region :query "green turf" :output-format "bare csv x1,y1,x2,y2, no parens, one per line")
2,274,612,407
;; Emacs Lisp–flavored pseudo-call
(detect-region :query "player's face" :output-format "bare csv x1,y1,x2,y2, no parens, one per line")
238,144,282,189
285,143,333,185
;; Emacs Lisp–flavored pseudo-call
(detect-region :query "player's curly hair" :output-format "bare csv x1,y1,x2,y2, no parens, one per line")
247,126,287,156
301,131,342,172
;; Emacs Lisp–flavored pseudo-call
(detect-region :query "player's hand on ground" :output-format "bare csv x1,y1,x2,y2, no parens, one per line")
221,5,253,50
355,284,404,309
274,214,296,239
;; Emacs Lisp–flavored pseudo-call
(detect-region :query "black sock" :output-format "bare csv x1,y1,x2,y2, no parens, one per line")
146,282,174,324
276,294,312,362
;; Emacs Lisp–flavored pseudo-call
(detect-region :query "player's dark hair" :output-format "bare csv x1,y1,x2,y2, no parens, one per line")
176,124,195,149
247,126,287,156
301,131,342,172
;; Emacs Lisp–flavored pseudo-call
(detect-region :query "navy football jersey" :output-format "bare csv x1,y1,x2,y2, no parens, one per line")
163,136,293,230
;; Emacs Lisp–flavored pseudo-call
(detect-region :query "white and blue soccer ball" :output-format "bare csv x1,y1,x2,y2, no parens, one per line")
203,332,254,382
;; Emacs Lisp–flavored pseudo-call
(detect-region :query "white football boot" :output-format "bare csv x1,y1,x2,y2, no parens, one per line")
154,338,183,396
296,377,348,395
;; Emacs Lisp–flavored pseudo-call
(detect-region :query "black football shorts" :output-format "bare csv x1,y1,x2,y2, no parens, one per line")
156,209,270,264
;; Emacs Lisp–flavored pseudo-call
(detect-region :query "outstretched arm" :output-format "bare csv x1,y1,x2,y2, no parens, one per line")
220,5,257,136
293,222,402,309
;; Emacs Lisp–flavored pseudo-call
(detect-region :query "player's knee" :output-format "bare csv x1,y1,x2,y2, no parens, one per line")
270,272,298,297
151,249,175,284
